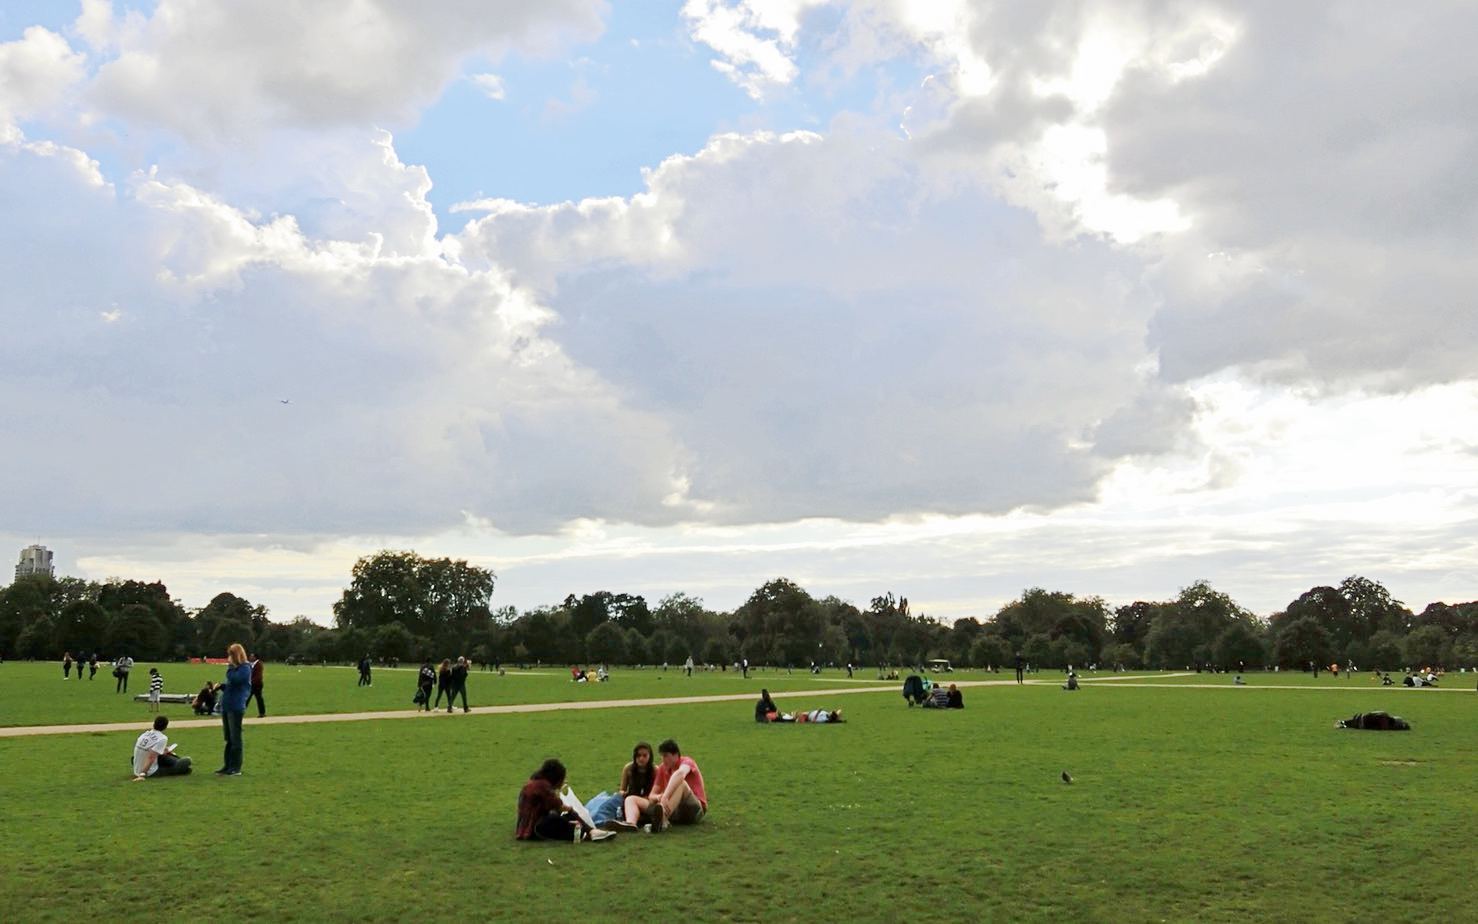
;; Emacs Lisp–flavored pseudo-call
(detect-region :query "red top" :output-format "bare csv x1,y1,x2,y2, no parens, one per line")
250,659,264,687
652,756,708,810
515,778,563,840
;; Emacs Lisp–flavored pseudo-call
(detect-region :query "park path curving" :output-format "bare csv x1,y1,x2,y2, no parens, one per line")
10,671,1451,739
0,678,1028,738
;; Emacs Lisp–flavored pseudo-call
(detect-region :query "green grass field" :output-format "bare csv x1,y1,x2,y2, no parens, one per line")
2,662,1475,922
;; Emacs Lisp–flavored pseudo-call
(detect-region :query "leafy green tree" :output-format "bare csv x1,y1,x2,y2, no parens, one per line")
1100,641,1141,669
57,600,109,655
1339,575,1411,637
16,615,57,659
702,637,729,665
1021,633,1053,667
969,635,1012,669
1211,622,1265,668
1403,625,1450,667
1282,586,1353,651
98,581,188,657
734,578,825,665
0,576,53,657
1364,630,1404,671
333,550,496,647
1272,616,1333,668
1110,601,1161,651
647,629,679,665
519,608,566,663
624,628,649,665
990,589,1107,662
373,623,415,662
208,618,254,655
107,604,167,658
586,621,628,664
1145,581,1251,668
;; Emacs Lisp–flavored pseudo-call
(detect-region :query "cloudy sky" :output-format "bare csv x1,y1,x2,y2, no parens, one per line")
3,0,1475,623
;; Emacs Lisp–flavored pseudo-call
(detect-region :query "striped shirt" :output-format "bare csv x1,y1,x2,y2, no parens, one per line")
149,674,164,694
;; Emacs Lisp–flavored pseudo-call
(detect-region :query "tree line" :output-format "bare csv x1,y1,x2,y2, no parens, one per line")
1,550,1474,672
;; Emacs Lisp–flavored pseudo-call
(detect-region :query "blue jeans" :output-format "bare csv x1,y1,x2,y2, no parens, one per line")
585,792,622,826
221,709,244,772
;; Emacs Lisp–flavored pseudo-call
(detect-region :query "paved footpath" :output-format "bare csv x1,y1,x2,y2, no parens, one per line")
10,672,1460,738
0,678,1025,738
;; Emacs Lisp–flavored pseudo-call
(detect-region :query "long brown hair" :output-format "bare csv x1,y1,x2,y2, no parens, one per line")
628,741,655,797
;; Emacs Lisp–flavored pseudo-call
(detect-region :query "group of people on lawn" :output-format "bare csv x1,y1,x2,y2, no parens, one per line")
130,643,254,780
517,739,708,843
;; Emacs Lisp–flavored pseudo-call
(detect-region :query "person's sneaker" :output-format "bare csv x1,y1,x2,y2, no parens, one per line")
225,770,242,776
213,768,229,775
600,819,637,832
587,829,617,842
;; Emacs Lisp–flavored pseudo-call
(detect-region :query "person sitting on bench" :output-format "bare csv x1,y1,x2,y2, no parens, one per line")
132,716,192,780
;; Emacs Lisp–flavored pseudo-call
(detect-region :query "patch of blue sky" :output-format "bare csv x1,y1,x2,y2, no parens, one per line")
398,1,926,231
0,0,75,40
0,0,156,42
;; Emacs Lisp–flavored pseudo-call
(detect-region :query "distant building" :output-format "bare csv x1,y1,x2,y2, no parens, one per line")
15,544,54,581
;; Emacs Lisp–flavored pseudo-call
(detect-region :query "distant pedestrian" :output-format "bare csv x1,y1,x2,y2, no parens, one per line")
684,656,694,677
416,659,435,711
1014,654,1025,685
247,653,266,717
114,655,134,693
62,651,74,679
88,653,99,680
357,654,373,687
433,659,452,708
448,656,470,713
741,657,749,680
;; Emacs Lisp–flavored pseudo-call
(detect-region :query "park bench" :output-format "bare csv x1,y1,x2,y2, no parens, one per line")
132,693,194,705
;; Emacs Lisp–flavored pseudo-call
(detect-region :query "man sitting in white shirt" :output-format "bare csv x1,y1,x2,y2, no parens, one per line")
132,716,192,780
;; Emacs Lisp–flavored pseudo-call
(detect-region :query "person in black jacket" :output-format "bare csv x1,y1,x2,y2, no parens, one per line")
433,659,452,709
357,654,373,687
448,656,470,713
416,659,435,711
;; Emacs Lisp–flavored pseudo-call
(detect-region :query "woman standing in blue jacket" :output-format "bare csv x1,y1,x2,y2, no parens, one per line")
218,643,252,776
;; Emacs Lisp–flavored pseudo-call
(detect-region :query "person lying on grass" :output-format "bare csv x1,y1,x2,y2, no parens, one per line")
515,759,614,842
646,739,707,831
132,716,192,780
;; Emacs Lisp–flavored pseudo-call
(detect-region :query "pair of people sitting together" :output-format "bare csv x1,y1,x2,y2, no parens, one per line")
515,739,708,843
754,689,847,722
924,684,965,708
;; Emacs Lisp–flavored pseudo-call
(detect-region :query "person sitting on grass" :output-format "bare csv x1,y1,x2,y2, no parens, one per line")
602,741,659,831
647,739,708,832
755,688,778,722
946,684,964,708
192,681,219,715
132,715,192,780
1062,670,1080,691
515,759,612,842
926,683,951,708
